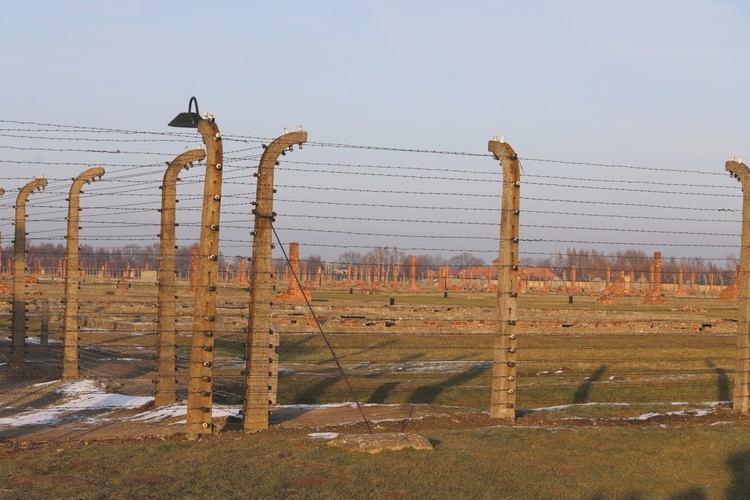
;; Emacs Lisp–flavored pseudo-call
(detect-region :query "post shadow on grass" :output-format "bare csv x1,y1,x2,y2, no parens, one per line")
291,375,341,405
669,487,707,500
725,449,750,499
573,365,607,404
652,448,750,500
75,346,155,380
407,364,490,404
396,353,427,364
589,493,645,500
367,382,400,404
705,359,730,402
336,340,397,362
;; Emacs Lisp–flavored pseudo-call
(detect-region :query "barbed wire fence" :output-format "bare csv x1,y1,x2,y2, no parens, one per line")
0,118,743,432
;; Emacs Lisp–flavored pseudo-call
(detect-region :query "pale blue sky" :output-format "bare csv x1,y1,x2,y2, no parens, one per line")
3,0,749,162
1,1,749,263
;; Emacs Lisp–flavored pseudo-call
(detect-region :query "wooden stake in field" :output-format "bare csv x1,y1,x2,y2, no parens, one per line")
488,136,520,420
155,148,206,406
244,128,307,431
726,158,750,413
62,167,105,380
10,178,45,368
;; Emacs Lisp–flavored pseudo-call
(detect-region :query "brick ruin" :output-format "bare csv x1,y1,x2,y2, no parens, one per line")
275,242,310,302
0,233,735,301
409,255,419,290
236,257,250,286
601,269,636,298
719,265,740,300
644,252,666,304
674,267,698,296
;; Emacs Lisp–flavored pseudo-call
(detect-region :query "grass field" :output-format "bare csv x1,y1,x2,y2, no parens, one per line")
3,422,750,498
4,282,742,418
2,281,749,497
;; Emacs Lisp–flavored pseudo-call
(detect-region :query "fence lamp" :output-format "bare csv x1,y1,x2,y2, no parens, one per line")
168,96,202,128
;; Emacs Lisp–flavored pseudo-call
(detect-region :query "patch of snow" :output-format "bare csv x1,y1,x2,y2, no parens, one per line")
529,402,631,412
125,403,239,423
308,432,340,440
25,337,61,345
281,402,357,410
705,401,730,407
0,379,153,428
212,405,241,418
0,409,63,427
54,380,152,410
640,374,698,382
126,405,185,422
380,360,491,375
370,414,441,424
32,380,59,387
625,409,715,422
632,412,660,421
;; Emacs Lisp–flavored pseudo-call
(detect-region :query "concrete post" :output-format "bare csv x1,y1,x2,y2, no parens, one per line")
244,128,308,431
189,247,199,292
40,298,49,347
62,167,104,380
727,159,750,412
185,118,224,437
654,252,662,297
155,148,206,406
10,179,44,367
409,255,417,289
488,136,520,420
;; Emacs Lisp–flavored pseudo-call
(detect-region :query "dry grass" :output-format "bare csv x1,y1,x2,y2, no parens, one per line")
2,423,750,498
2,282,750,497
4,281,741,418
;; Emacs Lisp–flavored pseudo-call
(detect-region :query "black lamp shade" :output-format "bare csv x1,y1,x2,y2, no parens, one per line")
168,96,202,128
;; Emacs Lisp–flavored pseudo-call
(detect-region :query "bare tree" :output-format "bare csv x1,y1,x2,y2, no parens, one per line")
362,247,405,281
447,252,485,269
336,251,362,266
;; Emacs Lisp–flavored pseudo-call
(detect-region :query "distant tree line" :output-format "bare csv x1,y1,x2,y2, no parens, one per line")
272,247,487,280
2,243,219,274
6,243,736,285
520,247,737,284
5,243,487,279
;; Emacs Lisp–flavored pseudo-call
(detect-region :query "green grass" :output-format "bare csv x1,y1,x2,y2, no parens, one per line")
2,424,750,498
4,285,750,497
8,282,744,420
